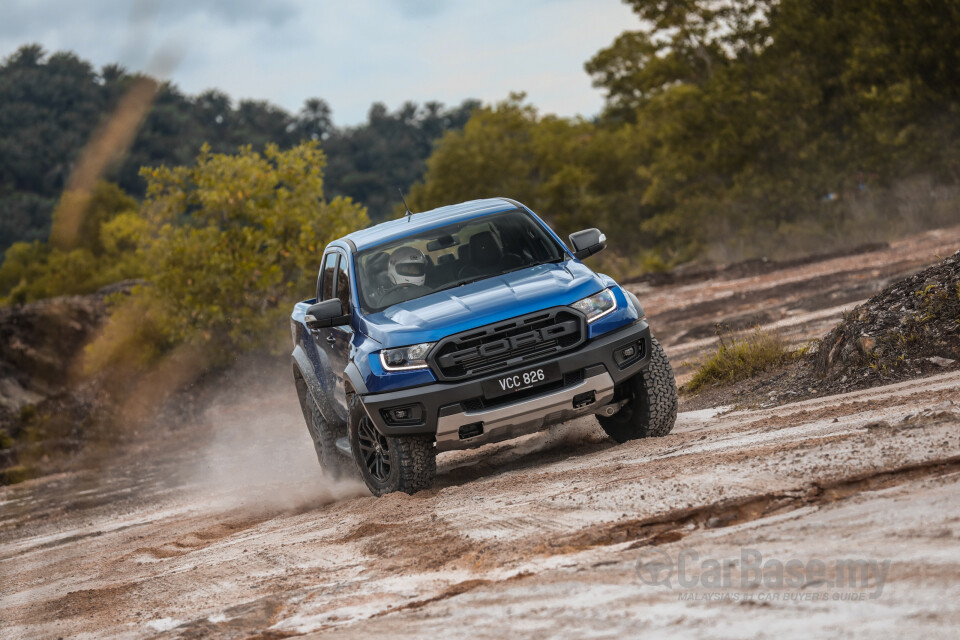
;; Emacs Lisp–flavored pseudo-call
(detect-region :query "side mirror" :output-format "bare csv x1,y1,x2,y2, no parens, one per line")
306,299,350,329
569,228,606,260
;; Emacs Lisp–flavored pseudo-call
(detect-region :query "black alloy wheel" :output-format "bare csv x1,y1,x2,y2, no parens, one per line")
357,416,391,482
348,392,436,496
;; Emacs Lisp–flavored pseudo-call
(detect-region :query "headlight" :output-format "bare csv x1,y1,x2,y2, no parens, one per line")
570,288,617,323
379,342,435,371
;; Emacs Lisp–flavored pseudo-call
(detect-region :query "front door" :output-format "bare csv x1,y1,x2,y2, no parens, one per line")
316,252,353,421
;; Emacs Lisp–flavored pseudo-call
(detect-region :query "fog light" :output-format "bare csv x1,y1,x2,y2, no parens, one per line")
614,340,645,368
381,403,424,426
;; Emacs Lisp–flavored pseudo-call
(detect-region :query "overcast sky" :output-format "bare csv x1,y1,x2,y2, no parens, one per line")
1,0,639,125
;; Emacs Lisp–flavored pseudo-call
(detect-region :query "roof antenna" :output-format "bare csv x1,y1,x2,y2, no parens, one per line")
398,188,414,221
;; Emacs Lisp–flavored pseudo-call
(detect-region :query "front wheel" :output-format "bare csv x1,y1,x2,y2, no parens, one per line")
597,336,678,442
348,393,436,496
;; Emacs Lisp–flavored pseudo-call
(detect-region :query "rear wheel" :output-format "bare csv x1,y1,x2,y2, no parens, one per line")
295,372,351,479
597,337,677,442
349,392,436,496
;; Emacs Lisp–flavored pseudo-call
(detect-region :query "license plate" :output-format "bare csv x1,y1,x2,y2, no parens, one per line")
481,363,562,400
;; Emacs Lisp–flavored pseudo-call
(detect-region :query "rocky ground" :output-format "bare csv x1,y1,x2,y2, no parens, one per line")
1,225,959,639
811,249,959,384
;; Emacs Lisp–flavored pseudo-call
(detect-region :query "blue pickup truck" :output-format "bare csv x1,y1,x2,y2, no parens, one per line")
291,198,677,496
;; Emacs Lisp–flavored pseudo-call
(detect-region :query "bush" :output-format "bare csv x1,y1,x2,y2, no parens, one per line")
0,465,32,485
685,329,799,393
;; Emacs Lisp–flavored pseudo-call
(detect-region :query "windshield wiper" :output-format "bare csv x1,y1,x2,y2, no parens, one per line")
453,257,566,288
414,256,568,296
495,256,566,277
455,275,488,288
524,256,566,269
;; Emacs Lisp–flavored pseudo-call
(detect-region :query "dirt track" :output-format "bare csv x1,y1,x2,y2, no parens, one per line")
2,227,960,639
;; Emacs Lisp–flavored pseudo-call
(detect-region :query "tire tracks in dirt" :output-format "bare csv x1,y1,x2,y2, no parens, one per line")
3,226,960,639
557,454,960,553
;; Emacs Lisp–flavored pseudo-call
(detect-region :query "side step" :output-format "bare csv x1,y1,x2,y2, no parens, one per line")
335,436,352,457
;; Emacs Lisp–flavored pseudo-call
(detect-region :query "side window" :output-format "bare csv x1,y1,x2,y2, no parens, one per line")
320,253,337,300
335,255,352,311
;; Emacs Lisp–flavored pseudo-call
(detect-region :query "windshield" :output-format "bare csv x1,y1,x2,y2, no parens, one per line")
355,209,566,314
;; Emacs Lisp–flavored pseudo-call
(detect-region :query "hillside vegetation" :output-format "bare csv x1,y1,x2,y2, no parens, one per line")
0,44,476,250
411,0,960,273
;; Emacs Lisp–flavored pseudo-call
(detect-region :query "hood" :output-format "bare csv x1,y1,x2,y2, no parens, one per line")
358,260,604,346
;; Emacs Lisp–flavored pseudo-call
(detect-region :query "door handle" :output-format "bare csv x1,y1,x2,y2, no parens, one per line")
325,335,337,344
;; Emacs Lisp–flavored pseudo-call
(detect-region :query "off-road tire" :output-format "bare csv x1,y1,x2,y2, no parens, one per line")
348,392,436,496
295,372,351,479
597,336,678,442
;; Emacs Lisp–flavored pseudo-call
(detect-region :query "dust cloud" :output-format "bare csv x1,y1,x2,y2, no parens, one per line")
438,413,612,481
174,362,368,513
156,355,610,510
510,418,610,457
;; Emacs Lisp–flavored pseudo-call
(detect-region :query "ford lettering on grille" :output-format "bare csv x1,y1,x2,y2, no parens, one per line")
438,321,578,367
429,308,585,381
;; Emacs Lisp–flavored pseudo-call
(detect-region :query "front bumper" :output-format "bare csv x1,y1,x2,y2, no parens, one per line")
359,318,652,451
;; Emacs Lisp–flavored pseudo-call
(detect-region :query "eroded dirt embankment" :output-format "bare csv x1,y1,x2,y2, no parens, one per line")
1,225,960,639
634,225,960,382
0,292,112,482
673,236,960,412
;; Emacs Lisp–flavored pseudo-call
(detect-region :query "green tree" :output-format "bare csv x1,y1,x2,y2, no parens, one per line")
408,94,658,272
409,94,544,212
0,241,51,300
322,99,479,220
0,45,478,254
87,141,368,369
586,0,773,121
51,180,138,252
581,0,960,261
0,180,144,304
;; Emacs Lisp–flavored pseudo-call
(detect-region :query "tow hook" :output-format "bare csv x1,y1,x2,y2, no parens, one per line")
600,399,630,417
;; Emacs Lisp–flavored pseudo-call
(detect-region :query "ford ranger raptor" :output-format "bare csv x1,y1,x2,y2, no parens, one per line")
291,198,677,496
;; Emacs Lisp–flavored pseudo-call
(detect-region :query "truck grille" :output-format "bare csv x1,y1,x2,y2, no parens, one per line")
429,308,585,381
